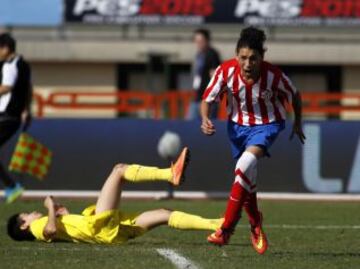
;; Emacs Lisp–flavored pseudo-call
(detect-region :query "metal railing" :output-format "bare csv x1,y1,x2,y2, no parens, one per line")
32,91,360,119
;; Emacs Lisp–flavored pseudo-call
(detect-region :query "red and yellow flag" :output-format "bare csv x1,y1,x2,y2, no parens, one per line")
9,133,52,180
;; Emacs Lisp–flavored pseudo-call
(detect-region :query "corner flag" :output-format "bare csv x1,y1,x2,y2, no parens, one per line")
8,133,52,180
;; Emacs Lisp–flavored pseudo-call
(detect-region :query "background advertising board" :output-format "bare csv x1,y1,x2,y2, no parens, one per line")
65,0,360,26
1,119,359,194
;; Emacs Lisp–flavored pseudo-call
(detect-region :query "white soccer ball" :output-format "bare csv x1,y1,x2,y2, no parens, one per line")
157,131,182,160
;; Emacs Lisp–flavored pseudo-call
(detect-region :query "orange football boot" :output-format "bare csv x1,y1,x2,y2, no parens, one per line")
171,147,190,186
250,213,268,254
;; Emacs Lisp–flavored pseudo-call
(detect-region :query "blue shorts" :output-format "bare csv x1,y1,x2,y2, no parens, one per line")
227,121,285,159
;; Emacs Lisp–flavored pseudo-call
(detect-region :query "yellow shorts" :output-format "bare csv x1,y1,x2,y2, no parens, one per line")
82,205,146,244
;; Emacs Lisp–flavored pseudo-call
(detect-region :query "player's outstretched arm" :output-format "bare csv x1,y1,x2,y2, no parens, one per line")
290,92,306,144
43,196,58,240
200,101,216,136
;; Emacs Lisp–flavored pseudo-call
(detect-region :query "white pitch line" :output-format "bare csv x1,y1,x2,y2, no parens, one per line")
1,190,360,201
157,248,200,269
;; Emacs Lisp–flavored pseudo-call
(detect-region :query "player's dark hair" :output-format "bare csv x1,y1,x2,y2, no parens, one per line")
0,33,16,53
236,27,266,57
7,214,36,241
194,28,211,42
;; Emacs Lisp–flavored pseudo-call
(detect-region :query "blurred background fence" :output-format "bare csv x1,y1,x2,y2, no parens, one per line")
31,91,360,119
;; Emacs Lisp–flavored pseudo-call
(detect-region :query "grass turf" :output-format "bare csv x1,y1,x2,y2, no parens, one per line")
1,199,360,269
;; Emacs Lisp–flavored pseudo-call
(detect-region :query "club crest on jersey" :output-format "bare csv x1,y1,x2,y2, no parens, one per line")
261,88,273,100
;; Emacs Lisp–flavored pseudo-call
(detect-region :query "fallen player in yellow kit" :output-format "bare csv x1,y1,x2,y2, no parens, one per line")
7,148,222,244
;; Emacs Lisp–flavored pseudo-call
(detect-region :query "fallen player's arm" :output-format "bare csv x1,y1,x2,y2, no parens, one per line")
55,203,70,216
0,85,11,96
43,196,58,240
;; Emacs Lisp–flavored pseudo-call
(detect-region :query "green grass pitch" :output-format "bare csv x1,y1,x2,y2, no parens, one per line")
1,199,359,269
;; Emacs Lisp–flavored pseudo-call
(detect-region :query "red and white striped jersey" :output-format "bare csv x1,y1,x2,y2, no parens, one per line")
203,58,297,126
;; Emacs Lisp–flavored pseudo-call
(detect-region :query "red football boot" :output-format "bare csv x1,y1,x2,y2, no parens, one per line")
207,228,233,246
250,213,268,254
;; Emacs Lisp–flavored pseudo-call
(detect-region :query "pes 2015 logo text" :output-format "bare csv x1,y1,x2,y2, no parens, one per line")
235,0,360,18
73,0,214,17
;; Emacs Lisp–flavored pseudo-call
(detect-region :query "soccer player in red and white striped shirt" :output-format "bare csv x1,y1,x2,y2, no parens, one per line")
201,27,305,254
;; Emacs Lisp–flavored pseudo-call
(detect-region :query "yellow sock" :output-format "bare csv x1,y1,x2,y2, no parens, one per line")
168,211,222,231
123,164,172,183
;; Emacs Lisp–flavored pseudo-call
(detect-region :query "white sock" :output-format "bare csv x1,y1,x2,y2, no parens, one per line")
250,164,258,193
234,151,258,192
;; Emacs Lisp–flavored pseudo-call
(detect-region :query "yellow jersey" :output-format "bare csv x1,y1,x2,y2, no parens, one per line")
30,205,145,244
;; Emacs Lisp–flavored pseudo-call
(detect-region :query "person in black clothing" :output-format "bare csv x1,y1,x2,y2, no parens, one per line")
0,33,32,203
187,29,221,120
